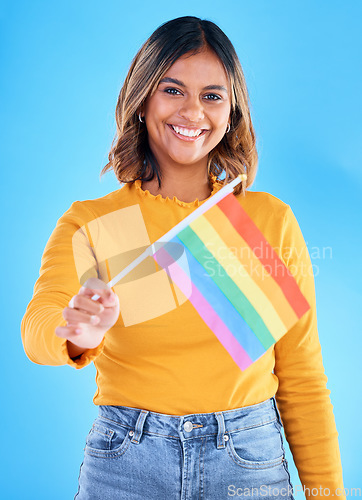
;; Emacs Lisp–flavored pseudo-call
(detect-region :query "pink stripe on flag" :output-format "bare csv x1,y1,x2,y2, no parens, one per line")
153,246,253,371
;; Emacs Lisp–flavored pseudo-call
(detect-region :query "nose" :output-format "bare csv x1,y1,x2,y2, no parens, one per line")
178,95,204,123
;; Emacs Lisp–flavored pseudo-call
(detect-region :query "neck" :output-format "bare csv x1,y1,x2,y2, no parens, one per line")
141,168,213,203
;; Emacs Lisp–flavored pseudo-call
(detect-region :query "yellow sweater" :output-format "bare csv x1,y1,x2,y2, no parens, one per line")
21,176,345,497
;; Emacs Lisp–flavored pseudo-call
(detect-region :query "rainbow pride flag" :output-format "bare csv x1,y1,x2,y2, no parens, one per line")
96,176,310,371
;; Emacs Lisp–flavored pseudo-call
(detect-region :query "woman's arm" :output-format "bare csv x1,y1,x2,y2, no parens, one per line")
274,206,345,499
21,201,105,369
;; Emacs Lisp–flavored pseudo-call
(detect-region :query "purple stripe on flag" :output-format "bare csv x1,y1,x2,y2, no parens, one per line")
153,245,253,371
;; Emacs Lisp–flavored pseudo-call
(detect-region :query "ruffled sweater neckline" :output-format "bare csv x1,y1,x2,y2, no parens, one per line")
133,174,222,208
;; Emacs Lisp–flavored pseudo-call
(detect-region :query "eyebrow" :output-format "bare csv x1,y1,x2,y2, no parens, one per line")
159,77,228,94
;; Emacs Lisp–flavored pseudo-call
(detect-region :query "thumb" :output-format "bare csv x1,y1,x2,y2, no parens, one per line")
82,277,110,291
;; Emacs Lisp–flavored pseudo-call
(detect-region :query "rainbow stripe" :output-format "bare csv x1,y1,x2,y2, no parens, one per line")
153,193,310,371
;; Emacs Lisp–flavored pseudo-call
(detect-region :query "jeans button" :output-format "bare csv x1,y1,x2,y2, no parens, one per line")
183,421,193,433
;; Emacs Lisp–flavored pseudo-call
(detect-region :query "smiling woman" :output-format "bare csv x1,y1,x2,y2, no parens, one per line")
140,48,232,201
100,15,258,201
21,15,345,500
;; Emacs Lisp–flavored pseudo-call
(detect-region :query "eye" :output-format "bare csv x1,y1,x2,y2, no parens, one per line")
162,88,221,100
204,93,222,101
163,87,182,96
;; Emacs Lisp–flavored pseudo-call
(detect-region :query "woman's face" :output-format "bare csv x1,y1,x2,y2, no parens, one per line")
143,47,231,173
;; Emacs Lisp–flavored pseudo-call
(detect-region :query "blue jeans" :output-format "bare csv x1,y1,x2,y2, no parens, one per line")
74,397,294,499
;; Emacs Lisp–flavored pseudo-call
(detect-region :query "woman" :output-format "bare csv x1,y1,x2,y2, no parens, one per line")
21,16,345,500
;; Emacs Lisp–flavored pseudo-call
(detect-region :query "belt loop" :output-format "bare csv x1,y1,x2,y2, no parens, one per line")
131,410,149,445
214,412,226,449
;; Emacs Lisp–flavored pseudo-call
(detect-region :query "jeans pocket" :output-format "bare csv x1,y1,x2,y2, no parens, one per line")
226,418,285,469
85,418,132,458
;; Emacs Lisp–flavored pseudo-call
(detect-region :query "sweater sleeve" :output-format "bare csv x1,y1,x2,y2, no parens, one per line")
21,201,105,369
274,205,345,499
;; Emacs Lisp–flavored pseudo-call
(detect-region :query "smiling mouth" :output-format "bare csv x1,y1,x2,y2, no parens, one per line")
168,124,208,140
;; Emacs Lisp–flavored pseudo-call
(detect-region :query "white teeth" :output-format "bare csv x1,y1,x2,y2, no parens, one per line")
171,125,203,137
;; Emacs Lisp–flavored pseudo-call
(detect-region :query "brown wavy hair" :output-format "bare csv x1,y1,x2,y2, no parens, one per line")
101,16,258,196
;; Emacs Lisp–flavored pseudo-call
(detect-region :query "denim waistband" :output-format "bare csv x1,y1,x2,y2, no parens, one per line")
97,397,281,449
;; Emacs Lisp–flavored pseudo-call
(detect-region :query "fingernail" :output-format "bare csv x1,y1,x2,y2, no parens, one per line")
91,315,99,325
75,328,82,334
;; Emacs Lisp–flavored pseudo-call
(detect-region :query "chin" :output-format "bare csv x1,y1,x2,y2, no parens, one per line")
168,149,208,165
171,156,205,167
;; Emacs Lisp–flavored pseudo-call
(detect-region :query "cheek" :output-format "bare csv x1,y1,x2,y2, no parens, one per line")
208,106,230,129
218,104,231,122
146,96,176,123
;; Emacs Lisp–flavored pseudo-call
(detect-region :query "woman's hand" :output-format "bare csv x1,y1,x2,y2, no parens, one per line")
55,279,120,353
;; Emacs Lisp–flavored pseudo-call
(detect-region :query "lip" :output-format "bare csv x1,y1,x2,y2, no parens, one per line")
167,124,208,142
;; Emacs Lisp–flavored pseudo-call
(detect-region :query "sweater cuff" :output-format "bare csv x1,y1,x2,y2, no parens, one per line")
63,337,106,369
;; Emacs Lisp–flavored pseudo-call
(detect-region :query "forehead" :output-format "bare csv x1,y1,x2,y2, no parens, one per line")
162,48,230,89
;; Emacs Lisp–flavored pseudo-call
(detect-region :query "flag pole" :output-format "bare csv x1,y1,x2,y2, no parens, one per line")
91,174,247,299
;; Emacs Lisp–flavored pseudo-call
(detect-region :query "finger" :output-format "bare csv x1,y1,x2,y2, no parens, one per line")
69,290,99,307
71,295,104,315
55,325,83,339
79,286,118,307
78,286,112,299
83,277,110,290
62,307,100,325
98,290,118,307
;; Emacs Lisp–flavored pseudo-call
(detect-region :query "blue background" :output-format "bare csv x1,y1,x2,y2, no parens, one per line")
2,0,361,497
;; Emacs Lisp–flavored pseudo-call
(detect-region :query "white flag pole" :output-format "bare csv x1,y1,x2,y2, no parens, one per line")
91,174,246,300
